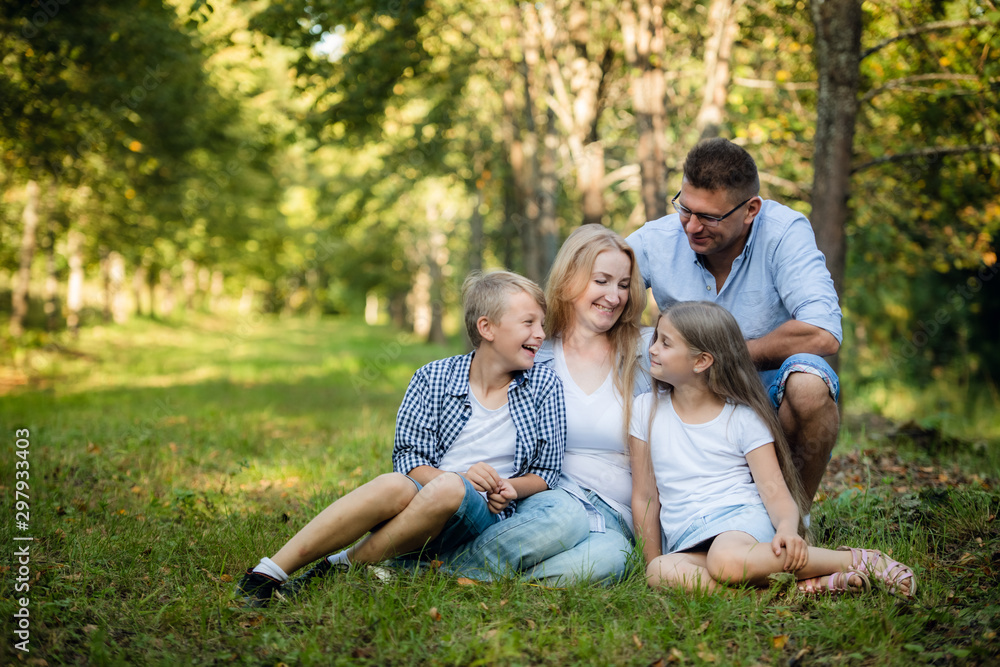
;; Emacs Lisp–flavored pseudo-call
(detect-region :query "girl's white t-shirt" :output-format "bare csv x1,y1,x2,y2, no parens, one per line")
629,392,773,545
437,390,518,483
554,340,633,529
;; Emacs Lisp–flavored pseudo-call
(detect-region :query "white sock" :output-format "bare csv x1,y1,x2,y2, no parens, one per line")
327,550,351,567
252,557,289,582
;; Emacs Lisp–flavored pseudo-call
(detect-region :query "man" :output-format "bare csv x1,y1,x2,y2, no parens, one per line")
627,138,842,508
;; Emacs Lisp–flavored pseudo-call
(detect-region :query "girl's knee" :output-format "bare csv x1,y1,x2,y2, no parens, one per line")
645,557,672,590
705,551,743,583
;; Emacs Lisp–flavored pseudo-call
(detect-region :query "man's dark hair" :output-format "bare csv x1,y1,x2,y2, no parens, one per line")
682,138,760,204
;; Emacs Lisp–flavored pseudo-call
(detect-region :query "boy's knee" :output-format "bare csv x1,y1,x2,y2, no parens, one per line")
375,472,420,512
417,472,467,514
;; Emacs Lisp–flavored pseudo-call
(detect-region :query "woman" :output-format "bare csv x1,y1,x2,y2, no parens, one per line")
525,224,649,583
436,225,648,584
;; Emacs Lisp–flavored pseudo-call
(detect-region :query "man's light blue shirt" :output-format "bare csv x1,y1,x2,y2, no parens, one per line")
626,199,843,343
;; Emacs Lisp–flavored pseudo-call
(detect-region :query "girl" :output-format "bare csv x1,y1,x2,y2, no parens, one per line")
630,301,916,596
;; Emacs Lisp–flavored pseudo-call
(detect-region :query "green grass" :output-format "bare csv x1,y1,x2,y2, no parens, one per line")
1,314,999,665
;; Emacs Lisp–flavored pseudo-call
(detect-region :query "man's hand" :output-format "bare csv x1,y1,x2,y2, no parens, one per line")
463,462,501,495
487,478,518,514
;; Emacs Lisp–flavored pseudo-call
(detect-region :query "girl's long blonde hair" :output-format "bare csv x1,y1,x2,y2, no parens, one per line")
545,224,647,445
651,301,810,537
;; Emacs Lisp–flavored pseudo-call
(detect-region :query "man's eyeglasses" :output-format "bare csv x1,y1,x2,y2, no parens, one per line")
671,190,753,228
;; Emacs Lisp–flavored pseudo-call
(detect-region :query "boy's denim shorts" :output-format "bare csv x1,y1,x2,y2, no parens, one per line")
403,474,501,559
758,353,840,409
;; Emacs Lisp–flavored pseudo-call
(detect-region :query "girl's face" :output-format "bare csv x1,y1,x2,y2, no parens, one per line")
570,249,632,335
648,316,699,384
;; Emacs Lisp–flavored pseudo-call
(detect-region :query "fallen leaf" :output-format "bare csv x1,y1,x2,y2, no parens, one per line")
633,634,643,648
479,602,489,611
481,629,498,639
499,599,508,606
526,619,536,630
220,574,233,583
239,615,264,629
648,660,665,667
428,607,442,621
430,560,444,570
82,625,99,634
668,647,685,663
456,577,477,586
697,620,710,634
772,634,789,649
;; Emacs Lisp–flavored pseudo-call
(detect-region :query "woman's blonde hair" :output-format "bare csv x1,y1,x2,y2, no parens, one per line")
651,301,810,537
544,224,647,444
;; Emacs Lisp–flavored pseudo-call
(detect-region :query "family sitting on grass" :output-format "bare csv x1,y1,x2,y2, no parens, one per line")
235,139,915,608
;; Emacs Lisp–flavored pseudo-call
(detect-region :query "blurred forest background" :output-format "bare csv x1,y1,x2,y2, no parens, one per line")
1,0,998,438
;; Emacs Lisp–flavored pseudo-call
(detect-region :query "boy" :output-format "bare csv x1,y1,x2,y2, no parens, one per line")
235,270,566,606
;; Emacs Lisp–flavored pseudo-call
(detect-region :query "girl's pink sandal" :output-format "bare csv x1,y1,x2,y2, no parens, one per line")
837,546,916,598
797,569,870,595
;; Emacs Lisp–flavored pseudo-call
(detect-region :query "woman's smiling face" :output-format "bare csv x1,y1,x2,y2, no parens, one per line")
570,249,632,335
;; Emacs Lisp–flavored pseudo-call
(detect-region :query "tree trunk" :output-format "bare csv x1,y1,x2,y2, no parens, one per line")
697,0,740,139
539,106,560,279
182,258,198,311
623,0,669,221
99,247,112,322
108,252,127,323
66,225,85,337
10,180,40,337
810,0,862,299
468,157,486,275
517,10,543,282
43,220,59,332
133,262,147,317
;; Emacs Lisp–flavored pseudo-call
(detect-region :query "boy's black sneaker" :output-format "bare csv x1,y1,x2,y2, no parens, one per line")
283,558,349,598
234,570,283,608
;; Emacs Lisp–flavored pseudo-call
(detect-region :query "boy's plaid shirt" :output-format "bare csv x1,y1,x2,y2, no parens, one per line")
392,351,566,519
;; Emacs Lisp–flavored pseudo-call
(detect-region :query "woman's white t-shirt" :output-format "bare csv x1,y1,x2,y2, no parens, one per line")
554,340,633,530
629,392,773,545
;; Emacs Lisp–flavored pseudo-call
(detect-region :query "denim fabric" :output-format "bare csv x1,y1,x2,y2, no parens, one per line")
523,492,636,585
404,474,500,558
435,488,590,580
758,352,840,408
667,503,775,554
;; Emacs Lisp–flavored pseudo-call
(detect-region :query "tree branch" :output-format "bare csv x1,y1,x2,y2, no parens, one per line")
851,144,1000,173
860,19,993,60
732,77,817,91
861,73,983,103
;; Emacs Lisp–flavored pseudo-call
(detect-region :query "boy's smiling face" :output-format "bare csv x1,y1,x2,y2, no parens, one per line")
484,290,545,371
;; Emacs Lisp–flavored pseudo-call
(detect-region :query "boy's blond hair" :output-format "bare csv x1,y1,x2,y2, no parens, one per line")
463,270,546,347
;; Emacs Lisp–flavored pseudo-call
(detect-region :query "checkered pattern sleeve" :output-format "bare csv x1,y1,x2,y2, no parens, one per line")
392,366,440,475
518,364,566,489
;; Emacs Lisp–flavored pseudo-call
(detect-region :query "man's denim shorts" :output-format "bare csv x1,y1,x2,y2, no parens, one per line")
403,473,501,558
758,353,840,409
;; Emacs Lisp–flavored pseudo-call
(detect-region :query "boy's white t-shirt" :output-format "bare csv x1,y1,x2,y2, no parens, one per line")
553,340,633,529
436,390,518,483
630,392,774,545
